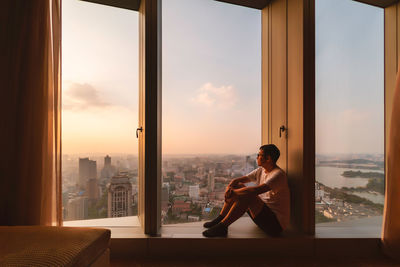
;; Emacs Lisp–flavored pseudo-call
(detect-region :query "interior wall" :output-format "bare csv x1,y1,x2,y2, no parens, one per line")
262,0,315,234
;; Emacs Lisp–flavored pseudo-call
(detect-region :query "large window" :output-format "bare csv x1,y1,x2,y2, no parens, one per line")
60,0,388,236
161,0,261,225
62,0,139,227
315,0,384,236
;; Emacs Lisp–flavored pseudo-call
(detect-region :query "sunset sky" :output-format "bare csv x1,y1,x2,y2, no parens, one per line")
62,0,384,155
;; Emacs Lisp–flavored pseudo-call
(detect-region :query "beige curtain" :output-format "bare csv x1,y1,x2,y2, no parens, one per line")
382,66,400,258
0,0,61,226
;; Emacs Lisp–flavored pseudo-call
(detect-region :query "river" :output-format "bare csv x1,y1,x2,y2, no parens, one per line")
316,166,385,204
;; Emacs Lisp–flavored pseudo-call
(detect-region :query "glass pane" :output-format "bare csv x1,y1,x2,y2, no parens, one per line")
315,0,384,236
62,0,139,227
162,0,261,225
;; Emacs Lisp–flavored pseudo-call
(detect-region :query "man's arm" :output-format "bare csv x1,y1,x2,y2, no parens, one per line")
232,183,271,198
228,176,252,187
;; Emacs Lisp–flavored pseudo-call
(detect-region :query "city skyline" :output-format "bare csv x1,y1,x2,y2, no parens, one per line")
62,152,384,227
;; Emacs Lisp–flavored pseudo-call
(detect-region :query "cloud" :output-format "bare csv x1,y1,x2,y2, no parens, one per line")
191,83,237,109
63,82,111,111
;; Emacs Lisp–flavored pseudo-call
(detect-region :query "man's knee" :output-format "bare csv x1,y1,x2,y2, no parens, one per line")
232,183,245,189
234,195,256,205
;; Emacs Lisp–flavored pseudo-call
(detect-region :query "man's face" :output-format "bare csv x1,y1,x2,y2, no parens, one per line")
256,149,265,166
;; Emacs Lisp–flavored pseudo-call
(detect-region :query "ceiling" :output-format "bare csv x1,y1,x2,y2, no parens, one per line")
79,0,399,12
352,0,399,8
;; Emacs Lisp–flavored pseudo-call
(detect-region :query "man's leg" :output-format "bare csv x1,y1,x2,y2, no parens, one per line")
203,183,245,228
220,183,246,217
220,195,264,227
202,195,264,237
248,203,283,237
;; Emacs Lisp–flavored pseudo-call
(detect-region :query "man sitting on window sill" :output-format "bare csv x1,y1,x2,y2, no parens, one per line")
202,144,290,238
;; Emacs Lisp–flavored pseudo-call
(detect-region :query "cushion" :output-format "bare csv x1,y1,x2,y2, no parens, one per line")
0,226,110,267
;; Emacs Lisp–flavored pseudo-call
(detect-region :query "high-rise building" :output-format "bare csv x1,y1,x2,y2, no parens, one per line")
107,173,133,218
104,155,111,166
65,196,88,220
86,178,99,200
79,158,97,187
189,185,200,199
101,155,116,180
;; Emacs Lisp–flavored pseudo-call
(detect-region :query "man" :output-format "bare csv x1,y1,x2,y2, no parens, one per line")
202,144,290,237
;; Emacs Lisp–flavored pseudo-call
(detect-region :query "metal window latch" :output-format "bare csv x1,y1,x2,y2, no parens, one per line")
279,125,286,138
136,127,143,138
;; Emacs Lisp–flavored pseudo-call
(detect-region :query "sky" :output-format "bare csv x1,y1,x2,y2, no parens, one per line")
315,0,384,154
62,0,261,155
62,0,384,155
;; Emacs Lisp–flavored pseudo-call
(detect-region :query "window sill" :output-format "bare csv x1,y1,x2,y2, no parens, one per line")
316,215,382,238
63,215,383,239
63,216,383,258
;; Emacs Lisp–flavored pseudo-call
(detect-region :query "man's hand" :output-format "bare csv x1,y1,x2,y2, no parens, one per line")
225,187,251,202
224,187,233,201
224,176,252,202
228,176,251,189
228,178,239,188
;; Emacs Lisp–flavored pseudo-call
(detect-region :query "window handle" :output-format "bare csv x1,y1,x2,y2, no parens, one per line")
279,125,286,138
136,127,143,138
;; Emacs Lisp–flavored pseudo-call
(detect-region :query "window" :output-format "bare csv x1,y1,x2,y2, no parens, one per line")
315,0,384,236
62,0,140,227
161,0,261,226
60,0,391,238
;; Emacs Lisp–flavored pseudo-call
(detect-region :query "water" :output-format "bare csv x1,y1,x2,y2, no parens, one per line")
352,192,385,205
316,166,384,204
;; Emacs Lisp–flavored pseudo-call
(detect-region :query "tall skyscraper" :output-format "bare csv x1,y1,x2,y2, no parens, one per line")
104,155,111,166
86,178,99,200
79,158,97,187
107,173,133,218
101,155,116,180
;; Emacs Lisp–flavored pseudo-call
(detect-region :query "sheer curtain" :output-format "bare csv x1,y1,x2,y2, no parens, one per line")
382,66,400,259
0,0,61,226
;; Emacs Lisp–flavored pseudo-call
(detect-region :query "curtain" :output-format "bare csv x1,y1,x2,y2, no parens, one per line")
382,66,400,258
0,0,61,226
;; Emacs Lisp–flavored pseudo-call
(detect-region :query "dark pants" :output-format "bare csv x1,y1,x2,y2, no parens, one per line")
248,204,282,237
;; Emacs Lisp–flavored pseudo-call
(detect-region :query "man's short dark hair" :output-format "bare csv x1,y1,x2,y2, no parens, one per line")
260,144,280,164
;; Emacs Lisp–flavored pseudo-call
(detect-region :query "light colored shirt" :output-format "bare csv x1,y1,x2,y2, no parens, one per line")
246,167,290,230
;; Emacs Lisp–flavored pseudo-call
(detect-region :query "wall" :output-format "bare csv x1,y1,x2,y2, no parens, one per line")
262,0,315,234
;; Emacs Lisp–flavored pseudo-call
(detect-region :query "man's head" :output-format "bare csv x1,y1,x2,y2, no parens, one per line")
257,144,280,167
